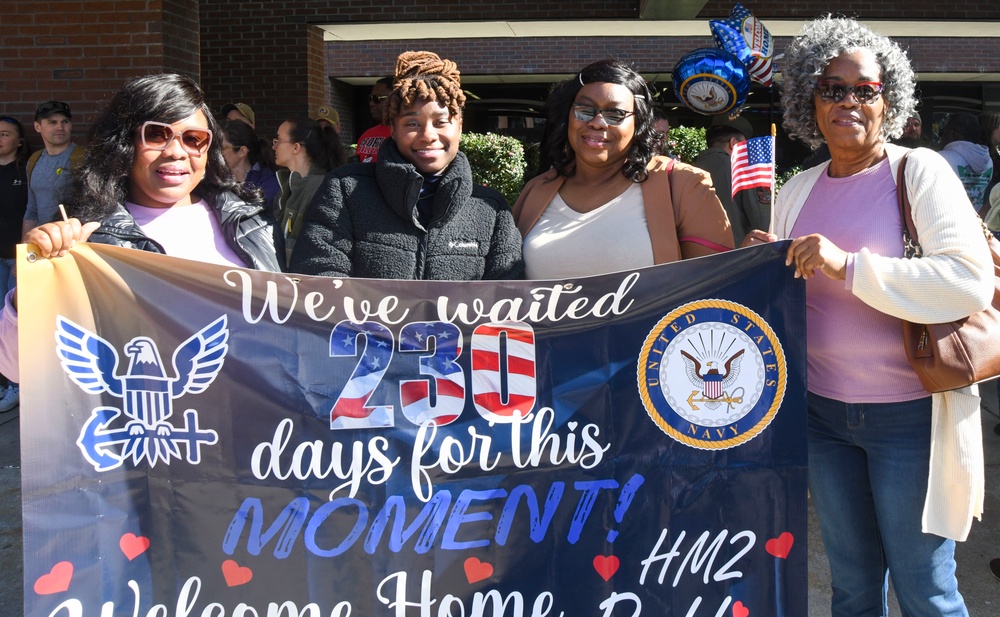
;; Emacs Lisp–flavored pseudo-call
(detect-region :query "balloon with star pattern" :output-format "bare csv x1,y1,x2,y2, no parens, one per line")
710,3,775,87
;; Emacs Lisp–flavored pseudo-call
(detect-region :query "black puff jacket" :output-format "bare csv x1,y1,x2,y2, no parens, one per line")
88,191,283,272
289,141,524,280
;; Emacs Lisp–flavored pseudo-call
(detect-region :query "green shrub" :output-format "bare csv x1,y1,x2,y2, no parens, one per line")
667,126,706,165
775,166,802,195
460,132,527,205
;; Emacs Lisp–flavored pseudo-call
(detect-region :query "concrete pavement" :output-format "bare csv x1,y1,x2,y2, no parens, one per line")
1,387,998,615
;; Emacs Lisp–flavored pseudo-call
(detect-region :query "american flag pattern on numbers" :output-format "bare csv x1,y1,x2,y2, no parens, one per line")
398,322,466,426
328,321,395,429
471,322,537,422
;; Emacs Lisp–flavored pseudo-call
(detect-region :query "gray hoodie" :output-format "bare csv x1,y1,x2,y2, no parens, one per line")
938,140,994,208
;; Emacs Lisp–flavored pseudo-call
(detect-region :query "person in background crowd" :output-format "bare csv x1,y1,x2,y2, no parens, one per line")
221,102,255,128
221,120,279,212
272,116,345,265
980,111,1000,211
355,76,393,163
0,116,30,411
290,51,523,280
692,115,770,246
894,113,924,148
750,16,991,616
513,59,733,280
314,105,341,133
0,73,283,382
938,111,993,213
23,100,86,235
652,108,674,158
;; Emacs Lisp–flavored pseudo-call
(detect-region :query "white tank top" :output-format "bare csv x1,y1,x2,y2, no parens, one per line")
523,183,653,279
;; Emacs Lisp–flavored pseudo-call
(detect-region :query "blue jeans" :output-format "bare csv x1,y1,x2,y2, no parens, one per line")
808,393,968,617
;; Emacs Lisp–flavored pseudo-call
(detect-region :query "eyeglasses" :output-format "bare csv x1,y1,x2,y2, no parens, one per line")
139,121,213,155
572,104,634,126
369,94,388,104
814,80,884,105
272,138,296,147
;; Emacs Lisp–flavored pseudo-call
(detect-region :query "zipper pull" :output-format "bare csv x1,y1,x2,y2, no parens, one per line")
917,328,929,351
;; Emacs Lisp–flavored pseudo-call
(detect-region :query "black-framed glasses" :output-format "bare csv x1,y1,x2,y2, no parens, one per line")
369,94,388,104
815,80,884,105
139,121,212,155
572,104,634,126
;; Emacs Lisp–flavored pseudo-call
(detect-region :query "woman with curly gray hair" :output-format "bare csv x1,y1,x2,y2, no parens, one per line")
747,16,992,617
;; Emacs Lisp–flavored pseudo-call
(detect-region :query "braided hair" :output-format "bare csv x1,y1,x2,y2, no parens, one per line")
386,51,466,122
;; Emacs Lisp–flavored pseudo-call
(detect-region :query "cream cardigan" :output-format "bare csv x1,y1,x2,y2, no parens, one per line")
773,143,993,541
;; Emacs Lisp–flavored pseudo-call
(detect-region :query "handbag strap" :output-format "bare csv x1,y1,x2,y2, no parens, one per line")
895,151,922,258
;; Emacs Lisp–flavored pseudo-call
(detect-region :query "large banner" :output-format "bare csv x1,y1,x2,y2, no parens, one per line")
19,242,806,617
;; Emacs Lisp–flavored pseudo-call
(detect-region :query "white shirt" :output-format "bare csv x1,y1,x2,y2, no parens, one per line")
523,183,653,279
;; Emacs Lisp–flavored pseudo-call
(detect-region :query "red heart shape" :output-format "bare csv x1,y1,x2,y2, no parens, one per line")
463,557,494,584
34,561,73,595
119,533,151,561
221,559,253,587
765,532,794,559
732,600,750,617
593,555,620,581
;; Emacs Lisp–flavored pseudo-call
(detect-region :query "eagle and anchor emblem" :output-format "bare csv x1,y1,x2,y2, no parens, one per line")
55,315,228,471
637,299,786,450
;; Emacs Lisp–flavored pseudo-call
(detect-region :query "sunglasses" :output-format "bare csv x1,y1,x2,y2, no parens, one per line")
36,101,71,115
572,104,634,126
369,94,388,104
814,80,884,105
139,121,213,155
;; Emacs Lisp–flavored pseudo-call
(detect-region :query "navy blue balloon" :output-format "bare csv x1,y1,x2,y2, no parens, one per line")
672,48,751,116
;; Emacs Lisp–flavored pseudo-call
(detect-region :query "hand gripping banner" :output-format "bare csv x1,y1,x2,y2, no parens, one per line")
18,241,806,617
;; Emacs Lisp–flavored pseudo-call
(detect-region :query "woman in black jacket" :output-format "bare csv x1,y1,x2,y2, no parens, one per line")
289,51,523,280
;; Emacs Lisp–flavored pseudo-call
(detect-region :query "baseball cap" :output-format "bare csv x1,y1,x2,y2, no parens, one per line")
221,102,255,126
710,115,753,139
314,105,340,126
35,100,72,121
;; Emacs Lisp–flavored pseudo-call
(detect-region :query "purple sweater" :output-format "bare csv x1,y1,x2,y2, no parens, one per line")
789,157,927,402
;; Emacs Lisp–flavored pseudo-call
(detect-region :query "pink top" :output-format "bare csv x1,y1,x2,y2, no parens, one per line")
790,157,927,402
127,200,245,267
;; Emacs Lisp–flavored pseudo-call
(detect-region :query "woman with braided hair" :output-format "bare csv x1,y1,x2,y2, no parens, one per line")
289,50,523,280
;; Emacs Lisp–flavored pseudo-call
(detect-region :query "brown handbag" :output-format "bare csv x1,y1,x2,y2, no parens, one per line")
897,152,1000,392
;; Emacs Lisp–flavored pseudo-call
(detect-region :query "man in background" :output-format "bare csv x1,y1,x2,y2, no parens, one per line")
314,105,341,133
355,77,393,163
221,102,255,128
692,116,770,245
938,111,993,213
23,100,85,236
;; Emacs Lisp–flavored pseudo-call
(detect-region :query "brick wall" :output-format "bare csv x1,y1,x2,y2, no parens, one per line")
162,0,201,80
2,1,997,146
697,1,1000,19
0,0,199,147
198,0,628,134
324,36,1000,77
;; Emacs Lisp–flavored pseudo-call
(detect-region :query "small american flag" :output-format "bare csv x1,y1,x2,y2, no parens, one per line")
731,135,774,198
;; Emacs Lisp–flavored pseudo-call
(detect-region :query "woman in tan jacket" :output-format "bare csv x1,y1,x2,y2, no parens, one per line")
513,59,733,279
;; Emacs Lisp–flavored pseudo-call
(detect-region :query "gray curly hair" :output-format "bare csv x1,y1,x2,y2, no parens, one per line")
780,16,916,150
